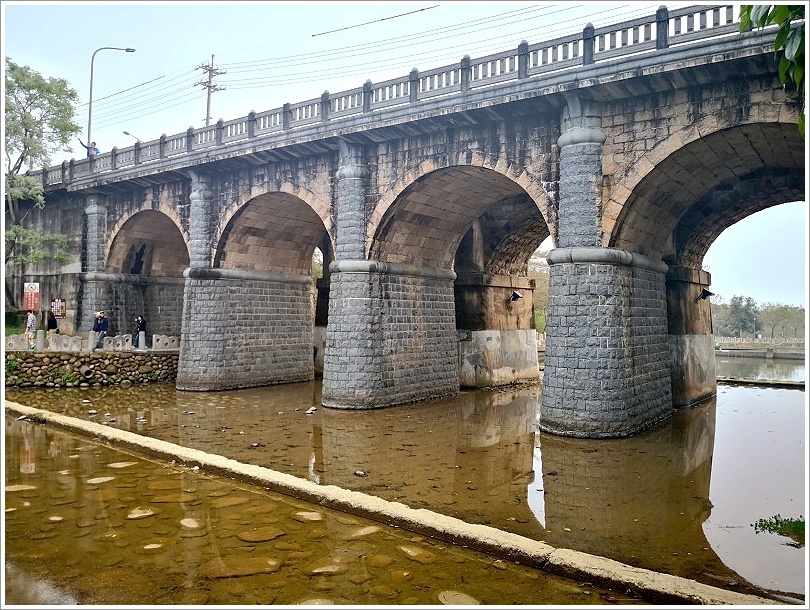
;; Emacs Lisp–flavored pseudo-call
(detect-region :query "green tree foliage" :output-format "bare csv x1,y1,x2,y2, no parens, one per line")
310,248,324,322
5,57,80,267
759,302,792,338
712,297,805,339
782,304,806,339
752,514,805,548
740,5,806,134
725,295,761,338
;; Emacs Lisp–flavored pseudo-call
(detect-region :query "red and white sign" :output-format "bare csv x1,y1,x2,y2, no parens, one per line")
23,282,40,311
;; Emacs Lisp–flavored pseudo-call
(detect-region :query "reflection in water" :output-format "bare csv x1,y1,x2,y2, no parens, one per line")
715,355,805,382
5,417,641,605
703,385,807,597
537,402,718,584
5,366,806,602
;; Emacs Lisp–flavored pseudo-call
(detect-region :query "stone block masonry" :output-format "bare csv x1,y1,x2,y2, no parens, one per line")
540,248,672,438
176,269,314,391
323,261,459,409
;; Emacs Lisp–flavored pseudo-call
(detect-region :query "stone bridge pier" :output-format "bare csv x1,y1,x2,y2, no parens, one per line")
322,142,461,408
177,268,314,390
540,95,672,438
175,171,315,391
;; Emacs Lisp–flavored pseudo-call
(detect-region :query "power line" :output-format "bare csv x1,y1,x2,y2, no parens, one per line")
311,5,441,37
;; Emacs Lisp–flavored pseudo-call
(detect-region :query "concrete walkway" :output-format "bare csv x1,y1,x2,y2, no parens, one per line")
5,400,782,606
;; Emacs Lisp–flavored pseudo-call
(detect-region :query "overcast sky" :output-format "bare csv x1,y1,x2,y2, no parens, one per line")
3,1,806,308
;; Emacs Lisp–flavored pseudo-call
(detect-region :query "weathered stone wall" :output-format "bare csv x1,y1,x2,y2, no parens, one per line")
666,266,717,407
367,117,559,242
78,275,185,338
602,73,801,263
176,271,314,391
4,350,178,387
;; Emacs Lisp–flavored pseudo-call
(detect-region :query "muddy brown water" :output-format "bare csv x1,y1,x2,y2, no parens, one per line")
4,366,806,604
5,415,649,606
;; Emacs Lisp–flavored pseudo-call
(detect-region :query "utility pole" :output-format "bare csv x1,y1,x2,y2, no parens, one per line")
196,54,226,127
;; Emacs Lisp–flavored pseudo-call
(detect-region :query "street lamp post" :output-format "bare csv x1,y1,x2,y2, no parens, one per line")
87,46,135,155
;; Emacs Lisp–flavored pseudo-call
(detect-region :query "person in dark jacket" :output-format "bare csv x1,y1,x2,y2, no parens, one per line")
47,311,59,335
92,311,109,350
132,315,147,348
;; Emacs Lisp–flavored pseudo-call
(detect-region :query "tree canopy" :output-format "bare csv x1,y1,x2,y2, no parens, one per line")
4,57,81,270
740,5,806,134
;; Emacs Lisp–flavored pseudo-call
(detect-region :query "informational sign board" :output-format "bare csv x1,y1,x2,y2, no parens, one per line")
51,298,66,319
23,282,40,311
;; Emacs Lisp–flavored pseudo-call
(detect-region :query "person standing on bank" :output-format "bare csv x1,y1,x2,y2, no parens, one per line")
25,310,37,350
132,315,147,348
78,139,99,159
92,311,109,351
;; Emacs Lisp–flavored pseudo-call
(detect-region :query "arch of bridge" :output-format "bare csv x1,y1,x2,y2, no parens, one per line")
213,190,330,276
606,120,804,266
452,194,553,277
368,162,553,269
106,208,189,276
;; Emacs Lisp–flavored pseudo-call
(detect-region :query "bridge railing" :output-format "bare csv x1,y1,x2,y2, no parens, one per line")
34,4,753,188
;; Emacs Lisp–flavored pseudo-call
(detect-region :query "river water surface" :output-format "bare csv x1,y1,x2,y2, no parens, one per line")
4,357,806,604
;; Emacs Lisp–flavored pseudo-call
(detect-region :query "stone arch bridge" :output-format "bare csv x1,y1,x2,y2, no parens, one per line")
11,5,803,438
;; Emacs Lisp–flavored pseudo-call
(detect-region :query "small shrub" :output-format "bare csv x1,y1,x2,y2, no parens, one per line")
6,357,20,373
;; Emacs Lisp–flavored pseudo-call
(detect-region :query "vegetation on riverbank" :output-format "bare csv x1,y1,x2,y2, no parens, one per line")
753,514,805,548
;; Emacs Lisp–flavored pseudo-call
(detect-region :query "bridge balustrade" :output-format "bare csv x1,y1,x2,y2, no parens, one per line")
255,108,284,135
368,76,410,110
525,33,582,76
469,49,520,88
30,4,746,189
329,87,364,119
289,96,323,128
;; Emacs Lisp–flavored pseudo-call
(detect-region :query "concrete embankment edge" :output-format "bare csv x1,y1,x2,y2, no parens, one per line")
5,400,778,606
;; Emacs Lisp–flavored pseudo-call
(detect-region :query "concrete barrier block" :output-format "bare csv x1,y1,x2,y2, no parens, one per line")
6,335,28,351
151,334,179,350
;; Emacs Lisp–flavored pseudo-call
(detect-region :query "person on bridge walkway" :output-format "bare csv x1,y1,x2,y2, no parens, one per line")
78,139,99,159
132,315,147,348
92,311,109,351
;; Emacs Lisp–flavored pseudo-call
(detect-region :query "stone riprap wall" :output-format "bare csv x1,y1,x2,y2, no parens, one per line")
5,351,179,388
